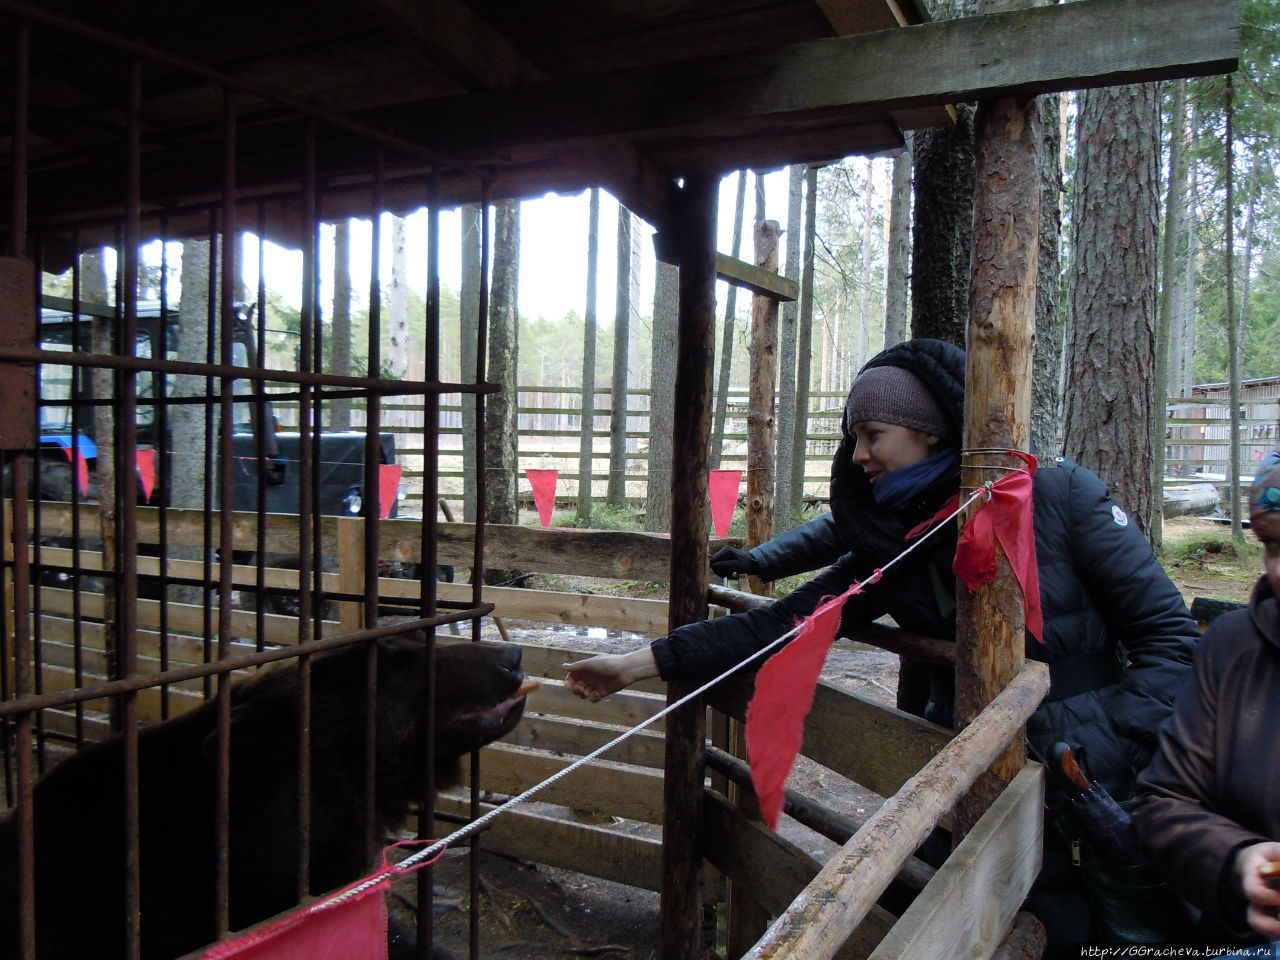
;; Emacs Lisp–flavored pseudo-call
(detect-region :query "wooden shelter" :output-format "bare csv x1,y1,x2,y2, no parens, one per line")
1,1,1240,959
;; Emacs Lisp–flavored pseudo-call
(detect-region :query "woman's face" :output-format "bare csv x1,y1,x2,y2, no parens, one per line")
849,420,939,483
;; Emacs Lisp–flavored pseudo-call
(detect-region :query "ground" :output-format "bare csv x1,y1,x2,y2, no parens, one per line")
409,515,1263,959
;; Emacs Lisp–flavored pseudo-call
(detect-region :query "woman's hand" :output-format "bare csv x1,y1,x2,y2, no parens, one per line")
563,648,659,702
1234,841,1280,941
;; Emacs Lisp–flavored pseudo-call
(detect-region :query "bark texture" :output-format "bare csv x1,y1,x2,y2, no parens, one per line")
1063,83,1161,539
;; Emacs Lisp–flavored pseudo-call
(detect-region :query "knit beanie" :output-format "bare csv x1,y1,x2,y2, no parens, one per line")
1251,448,1280,531
843,365,950,440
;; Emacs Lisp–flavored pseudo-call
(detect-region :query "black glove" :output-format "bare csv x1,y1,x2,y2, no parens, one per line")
710,546,758,577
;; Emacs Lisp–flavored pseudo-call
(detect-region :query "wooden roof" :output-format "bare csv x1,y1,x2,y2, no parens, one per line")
0,0,1239,246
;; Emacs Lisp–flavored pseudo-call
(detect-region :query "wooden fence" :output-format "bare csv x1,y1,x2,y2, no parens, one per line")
7,502,1047,960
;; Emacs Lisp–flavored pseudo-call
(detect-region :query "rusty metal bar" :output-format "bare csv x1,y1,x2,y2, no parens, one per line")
120,54,144,960
294,116,320,903
201,205,219,702
0,344,490,395
471,182,492,637
363,151,384,866
156,213,173,720
213,88,239,940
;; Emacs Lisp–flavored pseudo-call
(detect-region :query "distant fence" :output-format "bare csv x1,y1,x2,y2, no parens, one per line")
272,386,851,518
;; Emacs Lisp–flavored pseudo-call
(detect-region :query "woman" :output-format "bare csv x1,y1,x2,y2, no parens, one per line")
1131,450,1280,951
565,338,1200,953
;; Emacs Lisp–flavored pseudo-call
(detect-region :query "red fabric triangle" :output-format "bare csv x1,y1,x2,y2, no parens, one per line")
60,446,91,497
708,469,742,538
136,449,156,503
953,452,1043,642
745,587,856,829
525,469,558,527
377,464,403,520
198,878,390,960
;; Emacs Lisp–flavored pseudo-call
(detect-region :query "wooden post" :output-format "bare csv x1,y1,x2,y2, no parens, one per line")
746,219,781,598
954,68,1042,841
661,173,718,960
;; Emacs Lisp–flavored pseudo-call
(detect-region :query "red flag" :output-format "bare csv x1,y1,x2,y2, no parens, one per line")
377,464,403,520
745,588,856,829
952,451,1043,642
525,468,558,527
708,469,742,538
198,877,390,960
136,449,156,503
59,446,90,497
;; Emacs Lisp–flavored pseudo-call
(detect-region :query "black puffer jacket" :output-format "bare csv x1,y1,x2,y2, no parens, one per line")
653,339,1199,800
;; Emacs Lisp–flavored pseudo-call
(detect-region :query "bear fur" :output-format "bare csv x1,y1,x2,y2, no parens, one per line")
0,633,528,959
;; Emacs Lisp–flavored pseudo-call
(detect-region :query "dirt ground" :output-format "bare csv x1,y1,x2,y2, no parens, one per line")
407,515,1263,960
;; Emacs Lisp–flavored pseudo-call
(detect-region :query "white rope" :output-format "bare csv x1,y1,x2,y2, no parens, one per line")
322,482,992,907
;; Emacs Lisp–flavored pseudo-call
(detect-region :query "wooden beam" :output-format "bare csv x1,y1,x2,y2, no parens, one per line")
381,0,1238,159
866,765,1044,960
433,796,663,891
715,252,798,301
739,662,1048,960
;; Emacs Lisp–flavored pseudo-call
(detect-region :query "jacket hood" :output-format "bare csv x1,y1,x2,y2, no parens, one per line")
830,339,966,528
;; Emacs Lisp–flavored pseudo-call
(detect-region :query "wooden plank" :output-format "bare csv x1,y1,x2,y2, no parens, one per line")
381,0,1238,157
702,791,895,960
464,742,666,824
740,663,1048,960
433,795,662,891
867,765,1044,960
709,672,952,801
434,579,670,634
716,252,798,302
503,714,668,770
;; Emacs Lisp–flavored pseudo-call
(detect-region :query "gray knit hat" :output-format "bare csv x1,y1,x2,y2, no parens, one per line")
843,365,950,440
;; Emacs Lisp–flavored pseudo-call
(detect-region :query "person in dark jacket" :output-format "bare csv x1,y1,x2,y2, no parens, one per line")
564,338,1199,953
1131,450,1280,951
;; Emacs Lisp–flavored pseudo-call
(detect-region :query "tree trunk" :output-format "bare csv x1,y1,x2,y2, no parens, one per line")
330,220,353,430
954,87,1041,841
746,220,781,597
884,141,912,348
1031,92,1064,460
607,207,633,508
459,204,481,522
910,105,976,344
1063,83,1162,540
789,166,818,516
646,260,678,533
577,188,600,524
711,171,747,471
387,215,409,427
1224,81,1241,544
1154,80,1188,548
774,165,804,533
485,199,521,580
856,158,875,369
168,241,212,606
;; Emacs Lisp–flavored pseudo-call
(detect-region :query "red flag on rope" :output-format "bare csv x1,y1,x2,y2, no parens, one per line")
136,449,156,503
59,445,90,497
708,469,742,538
525,468,558,527
745,586,859,829
952,451,1043,642
377,463,403,520
198,877,390,960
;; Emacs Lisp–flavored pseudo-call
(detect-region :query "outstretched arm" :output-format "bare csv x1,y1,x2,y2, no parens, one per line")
562,648,658,702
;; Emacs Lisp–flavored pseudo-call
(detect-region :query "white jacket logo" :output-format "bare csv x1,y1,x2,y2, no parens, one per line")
1111,505,1128,527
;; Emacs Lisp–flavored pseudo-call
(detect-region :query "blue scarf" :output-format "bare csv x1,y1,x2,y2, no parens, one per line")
871,447,960,511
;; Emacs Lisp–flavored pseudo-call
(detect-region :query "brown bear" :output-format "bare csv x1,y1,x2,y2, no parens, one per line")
0,632,530,959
